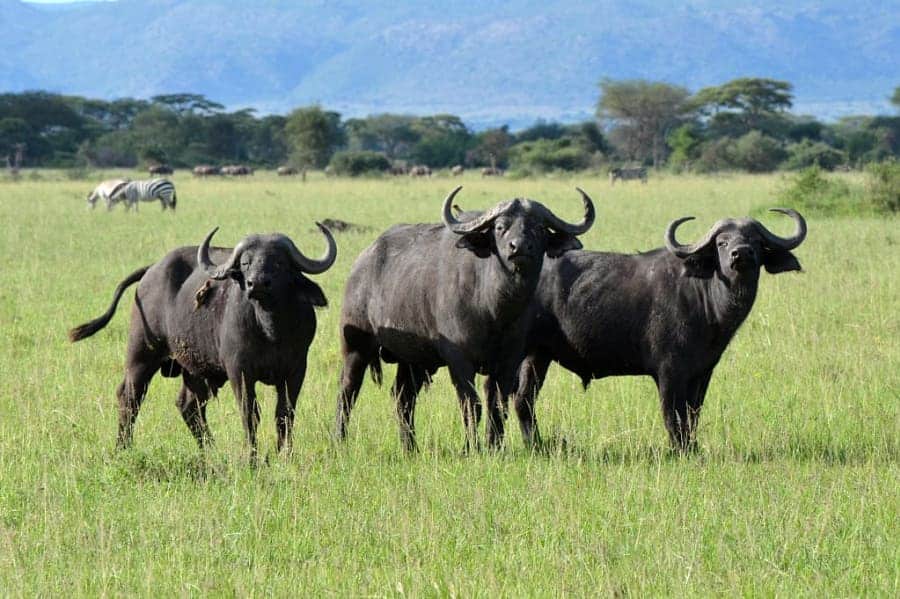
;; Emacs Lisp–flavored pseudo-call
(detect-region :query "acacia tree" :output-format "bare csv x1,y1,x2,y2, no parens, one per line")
892,86,900,111
692,78,793,133
597,79,692,167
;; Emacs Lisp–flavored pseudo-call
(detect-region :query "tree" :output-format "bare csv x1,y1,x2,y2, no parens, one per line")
891,86,900,111
468,126,513,167
345,114,420,160
597,79,692,167
284,106,344,169
151,93,224,116
693,78,793,133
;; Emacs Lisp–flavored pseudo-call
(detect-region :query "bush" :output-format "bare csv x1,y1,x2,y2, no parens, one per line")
778,166,859,216
730,131,786,173
508,138,591,172
694,138,735,173
865,161,900,213
784,140,846,171
327,150,391,176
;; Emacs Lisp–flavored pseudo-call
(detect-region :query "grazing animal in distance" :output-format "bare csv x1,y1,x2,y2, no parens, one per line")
193,165,220,177
481,167,504,177
148,164,173,175
335,186,595,451
408,165,432,177
509,208,807,451
87,178,130,210
609,167,647,184
221,164,254,176
277,166,298,176
451,165,464,176
68,224,338,455
111,178,177,211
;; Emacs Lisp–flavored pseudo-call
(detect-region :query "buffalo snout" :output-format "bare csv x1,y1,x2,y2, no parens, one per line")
729,246,757,270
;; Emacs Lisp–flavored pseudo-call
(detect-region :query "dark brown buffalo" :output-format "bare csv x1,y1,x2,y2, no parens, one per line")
68,225,338,457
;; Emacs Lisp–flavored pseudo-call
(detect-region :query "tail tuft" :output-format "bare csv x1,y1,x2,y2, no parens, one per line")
369,360,383,386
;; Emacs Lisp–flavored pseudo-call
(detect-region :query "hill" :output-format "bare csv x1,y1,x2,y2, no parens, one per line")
2,0,898,127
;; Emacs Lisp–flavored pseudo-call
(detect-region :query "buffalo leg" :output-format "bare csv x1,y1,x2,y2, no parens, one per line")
392,363,428,452
514,353,551,449
115,356,160,449
335,350,370,441
446,360,481,452
657,372,693,451
483,377,505,450
685,369,714,450
177,373,213,449
276,366,305,454
230,375,260,460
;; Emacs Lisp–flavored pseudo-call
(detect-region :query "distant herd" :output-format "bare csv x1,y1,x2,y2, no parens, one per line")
71,179,807,459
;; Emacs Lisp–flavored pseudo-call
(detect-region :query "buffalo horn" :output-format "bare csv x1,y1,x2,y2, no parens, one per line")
531,187,595,235
198,227,248,279
754,208,807,250
665,217,728,259
278,223,337,274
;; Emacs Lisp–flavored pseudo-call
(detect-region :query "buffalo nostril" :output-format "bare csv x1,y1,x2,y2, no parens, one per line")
508,241,518,252
246,279,254,288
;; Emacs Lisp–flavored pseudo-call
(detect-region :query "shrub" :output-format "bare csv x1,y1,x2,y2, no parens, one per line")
730,131,786,173
865,161,900,213
508,138,591,172
778,166,859,216
327,151,391,176
784,140,846,171
694,138,735,173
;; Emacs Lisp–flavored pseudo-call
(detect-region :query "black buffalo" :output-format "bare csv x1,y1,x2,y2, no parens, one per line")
68,225,337,456
335,186,595,451
510,209,807,451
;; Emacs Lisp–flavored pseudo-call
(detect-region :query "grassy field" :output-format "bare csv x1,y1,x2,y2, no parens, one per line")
0,169,897,596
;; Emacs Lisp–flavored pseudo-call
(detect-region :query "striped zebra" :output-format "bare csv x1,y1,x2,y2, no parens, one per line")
111,178,177,211
87,178,130,210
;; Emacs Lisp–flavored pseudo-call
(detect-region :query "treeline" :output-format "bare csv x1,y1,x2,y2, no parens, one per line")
1,79,899,173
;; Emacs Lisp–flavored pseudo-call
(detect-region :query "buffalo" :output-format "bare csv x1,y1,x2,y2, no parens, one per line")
68,225,338,456
451,165,465,176
481,167,504,177
193,165,221,177
335,186,595,451
277,166,299,176
508,209,807,451
409,165,432,177
148,163,174,175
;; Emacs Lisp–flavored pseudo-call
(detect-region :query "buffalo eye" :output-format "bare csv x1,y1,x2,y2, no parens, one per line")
495,222,505,233
717,239,728,248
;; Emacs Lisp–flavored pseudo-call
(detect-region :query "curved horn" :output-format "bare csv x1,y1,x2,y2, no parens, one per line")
280,223,337,274
666,216,719,259
532,187,596,235
198,227,244,279
755,208,807,250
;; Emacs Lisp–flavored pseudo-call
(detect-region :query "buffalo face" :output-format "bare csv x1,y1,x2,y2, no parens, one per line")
198,225,338,307
441,186,595,273
666,209,807,282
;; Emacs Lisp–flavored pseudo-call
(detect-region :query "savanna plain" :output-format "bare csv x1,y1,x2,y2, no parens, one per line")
0,170,897,596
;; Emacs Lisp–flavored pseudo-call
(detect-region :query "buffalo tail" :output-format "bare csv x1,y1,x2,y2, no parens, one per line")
68,265,150,342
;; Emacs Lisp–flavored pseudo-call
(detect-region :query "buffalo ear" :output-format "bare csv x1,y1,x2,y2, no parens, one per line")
680,249,716,278
763,248,802,274
296,277,327,307
546,231,582,258
456,232,492,258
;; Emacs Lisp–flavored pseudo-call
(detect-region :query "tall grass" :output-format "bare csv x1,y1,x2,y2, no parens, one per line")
0,171,897,595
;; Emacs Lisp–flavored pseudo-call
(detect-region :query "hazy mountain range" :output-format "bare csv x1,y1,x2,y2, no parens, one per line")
2,0,897,128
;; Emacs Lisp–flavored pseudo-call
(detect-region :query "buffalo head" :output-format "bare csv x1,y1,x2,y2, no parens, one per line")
440,186,595,273
198,224,337,306
665,208,807,281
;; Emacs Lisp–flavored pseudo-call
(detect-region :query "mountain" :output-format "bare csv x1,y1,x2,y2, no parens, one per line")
2,0,897,127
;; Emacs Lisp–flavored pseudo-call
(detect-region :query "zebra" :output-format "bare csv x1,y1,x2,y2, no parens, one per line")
111,178,177,211
87,178,130,210
609,167,648,185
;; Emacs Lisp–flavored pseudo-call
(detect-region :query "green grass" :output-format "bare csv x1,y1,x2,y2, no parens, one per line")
1,170,897,596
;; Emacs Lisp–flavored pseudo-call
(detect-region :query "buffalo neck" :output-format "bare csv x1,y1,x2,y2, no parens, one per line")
703,269,760,336
480,253,541,322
